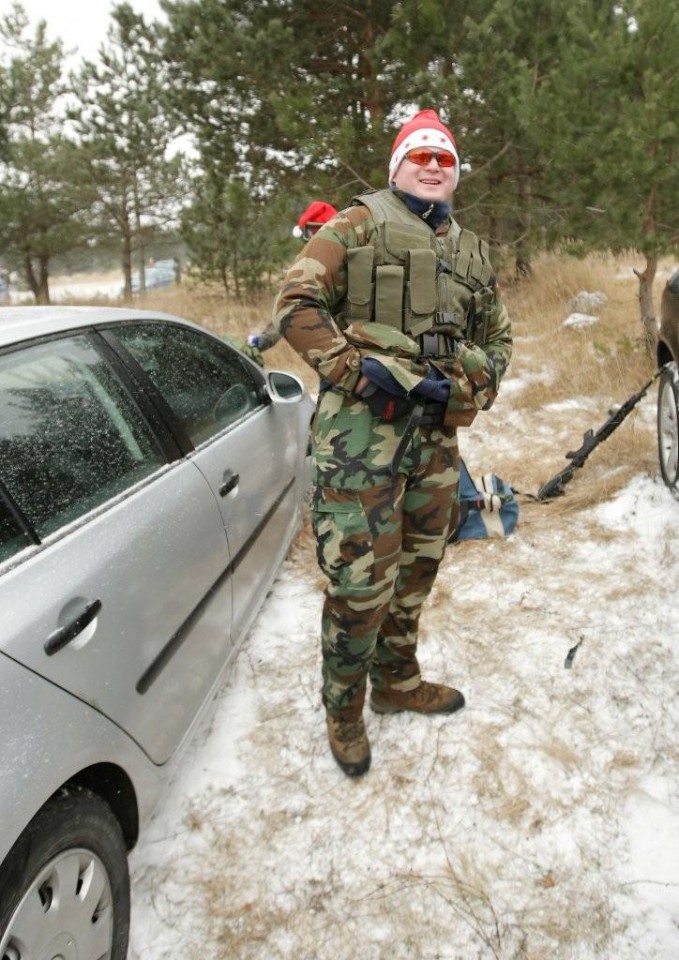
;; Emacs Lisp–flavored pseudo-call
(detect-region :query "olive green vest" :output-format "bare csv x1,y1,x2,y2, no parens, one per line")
340,189,494,354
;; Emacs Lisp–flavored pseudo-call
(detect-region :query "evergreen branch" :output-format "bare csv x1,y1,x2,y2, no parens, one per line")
337,159,372,191
460,143,512,183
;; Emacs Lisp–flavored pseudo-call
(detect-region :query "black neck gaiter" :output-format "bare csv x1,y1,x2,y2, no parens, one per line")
390,187,451,231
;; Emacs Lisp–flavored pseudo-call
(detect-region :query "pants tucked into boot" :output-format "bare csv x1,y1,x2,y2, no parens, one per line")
311,395,460,715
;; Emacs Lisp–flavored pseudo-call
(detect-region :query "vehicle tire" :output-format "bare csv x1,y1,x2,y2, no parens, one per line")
657,362,679,499
0,786,129,960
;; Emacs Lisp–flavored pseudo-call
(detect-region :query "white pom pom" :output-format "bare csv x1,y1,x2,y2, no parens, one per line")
292,225,303,238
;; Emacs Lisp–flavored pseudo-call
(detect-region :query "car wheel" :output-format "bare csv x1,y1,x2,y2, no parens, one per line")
657,362,679,499
0,787,129,960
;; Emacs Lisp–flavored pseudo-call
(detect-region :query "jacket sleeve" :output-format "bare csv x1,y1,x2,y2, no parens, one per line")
433,277,513,428
271,207,373,394
482,288,513,387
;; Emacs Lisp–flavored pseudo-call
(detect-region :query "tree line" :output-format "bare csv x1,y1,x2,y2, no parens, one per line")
0,0,677,341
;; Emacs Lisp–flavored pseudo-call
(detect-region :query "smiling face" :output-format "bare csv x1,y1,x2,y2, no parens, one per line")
392,152,456,203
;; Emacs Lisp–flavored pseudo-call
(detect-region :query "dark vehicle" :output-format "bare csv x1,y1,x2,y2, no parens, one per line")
657,269,679,498
0,305,313,959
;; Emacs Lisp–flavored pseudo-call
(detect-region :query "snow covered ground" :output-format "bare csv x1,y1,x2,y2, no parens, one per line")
127,353,679,958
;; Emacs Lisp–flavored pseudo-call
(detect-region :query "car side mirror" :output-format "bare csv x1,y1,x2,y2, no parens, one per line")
265,371,306,402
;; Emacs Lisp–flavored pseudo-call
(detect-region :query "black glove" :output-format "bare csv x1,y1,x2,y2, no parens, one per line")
356,380,413,421
355,357,414,421
412,366,450,403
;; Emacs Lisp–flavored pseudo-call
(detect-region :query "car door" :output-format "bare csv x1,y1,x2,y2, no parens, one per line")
108,320,306,640
0,330,233,764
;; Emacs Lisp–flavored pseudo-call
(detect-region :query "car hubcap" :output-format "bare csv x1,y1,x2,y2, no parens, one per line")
0,849,113,960
659,378,679,483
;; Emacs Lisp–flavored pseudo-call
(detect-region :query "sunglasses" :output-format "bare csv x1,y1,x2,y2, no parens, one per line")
405,148,456,168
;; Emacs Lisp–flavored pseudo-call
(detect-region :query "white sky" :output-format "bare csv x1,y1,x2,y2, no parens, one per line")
8,0,165,63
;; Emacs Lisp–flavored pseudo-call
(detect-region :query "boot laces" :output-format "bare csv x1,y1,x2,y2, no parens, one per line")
334,718,365,745
412,681,442,705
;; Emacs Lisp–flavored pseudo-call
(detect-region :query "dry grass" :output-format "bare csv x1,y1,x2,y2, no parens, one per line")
467,251,662,513
504,251,654,399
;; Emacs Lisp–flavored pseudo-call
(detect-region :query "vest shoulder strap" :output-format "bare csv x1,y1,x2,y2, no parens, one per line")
352,190,431,236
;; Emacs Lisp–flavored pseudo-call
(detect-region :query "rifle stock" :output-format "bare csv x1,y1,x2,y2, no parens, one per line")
537,372,660,500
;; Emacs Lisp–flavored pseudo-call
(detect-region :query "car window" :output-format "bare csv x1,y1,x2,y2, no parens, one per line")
0,334,166,539
112,322,262,446
0,493,33,563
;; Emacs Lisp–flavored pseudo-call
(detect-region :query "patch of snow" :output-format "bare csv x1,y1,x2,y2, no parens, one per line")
563,312,599,329
567,290,608,313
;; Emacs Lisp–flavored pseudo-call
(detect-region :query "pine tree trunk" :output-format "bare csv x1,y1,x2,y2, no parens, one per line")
487,173,503,248
633,255,658,355
24,251,51,304
24,253,39,302
134,180,146,294
37,255,50,304
122,232,133,299
514,174,532,280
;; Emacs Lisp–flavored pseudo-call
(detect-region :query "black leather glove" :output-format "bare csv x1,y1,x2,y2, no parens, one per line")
355,380,413,421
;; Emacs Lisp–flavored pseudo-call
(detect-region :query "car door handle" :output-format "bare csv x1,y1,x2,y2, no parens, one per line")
219,469,239,497
44,599,102,656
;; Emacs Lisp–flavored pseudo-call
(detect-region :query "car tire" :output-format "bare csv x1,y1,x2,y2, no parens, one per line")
657,362,679,499
0,786,129,960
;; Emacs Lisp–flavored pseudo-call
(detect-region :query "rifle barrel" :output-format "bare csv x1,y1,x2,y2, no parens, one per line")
536,371,660,501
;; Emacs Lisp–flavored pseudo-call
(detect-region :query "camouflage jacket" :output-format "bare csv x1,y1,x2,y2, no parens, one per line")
272,191,512,419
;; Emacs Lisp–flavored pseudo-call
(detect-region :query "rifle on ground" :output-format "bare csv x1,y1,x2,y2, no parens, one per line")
536,371,661,501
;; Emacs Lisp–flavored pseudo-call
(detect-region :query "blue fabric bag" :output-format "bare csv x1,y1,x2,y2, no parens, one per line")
450,459,519,543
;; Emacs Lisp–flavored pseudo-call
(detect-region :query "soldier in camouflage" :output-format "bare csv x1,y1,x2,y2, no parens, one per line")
272,109,513,777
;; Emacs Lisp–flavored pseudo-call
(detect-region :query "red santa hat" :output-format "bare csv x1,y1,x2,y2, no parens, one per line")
388,109,460,189
292,200,338,238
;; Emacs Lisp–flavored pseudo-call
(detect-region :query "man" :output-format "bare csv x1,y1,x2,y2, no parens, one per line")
272,109,513,777
246,201,339,357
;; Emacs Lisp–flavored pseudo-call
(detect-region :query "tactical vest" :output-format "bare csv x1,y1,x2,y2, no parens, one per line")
339,189,495,356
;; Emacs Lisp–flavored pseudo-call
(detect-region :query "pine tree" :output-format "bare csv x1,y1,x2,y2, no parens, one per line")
538,0,679,347
405,0,577,274
161,0,439,203
69,3,185,297
0,4,92,302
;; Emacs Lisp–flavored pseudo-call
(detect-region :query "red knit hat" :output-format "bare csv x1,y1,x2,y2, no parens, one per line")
389,109,460,188
292,200,338,238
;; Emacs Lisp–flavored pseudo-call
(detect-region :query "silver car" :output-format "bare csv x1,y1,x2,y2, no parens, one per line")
0,305,313,958
657,268,679,498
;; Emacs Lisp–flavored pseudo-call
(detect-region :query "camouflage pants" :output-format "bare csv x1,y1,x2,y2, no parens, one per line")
310,390,460,716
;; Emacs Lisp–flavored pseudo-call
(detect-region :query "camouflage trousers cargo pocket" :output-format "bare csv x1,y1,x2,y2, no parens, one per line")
312,481,405,596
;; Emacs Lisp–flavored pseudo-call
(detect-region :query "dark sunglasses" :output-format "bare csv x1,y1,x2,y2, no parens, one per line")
405,148,456,168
